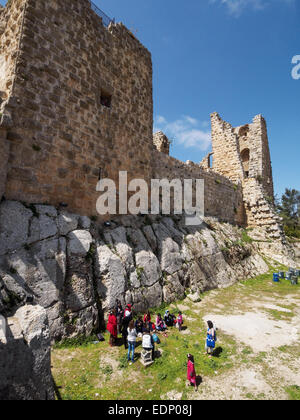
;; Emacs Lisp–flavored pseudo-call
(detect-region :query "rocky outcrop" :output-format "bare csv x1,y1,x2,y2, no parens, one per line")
0,304,54,400
0,200,295,342
292,241,300,265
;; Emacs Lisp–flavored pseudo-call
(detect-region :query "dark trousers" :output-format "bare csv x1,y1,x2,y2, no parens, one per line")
122,332,128,349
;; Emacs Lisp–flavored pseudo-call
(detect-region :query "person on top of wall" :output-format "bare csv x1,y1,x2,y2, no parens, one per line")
107,309,118,347
127,320,138,364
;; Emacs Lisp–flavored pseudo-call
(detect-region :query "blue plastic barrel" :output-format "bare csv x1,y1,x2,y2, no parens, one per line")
279,272,285,279
273,273,280,282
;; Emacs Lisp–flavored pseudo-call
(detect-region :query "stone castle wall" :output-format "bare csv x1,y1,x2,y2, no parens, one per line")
152,150,245,225
210,112,244,183
1,0,153,216
0,0,283,236
0,0,25,100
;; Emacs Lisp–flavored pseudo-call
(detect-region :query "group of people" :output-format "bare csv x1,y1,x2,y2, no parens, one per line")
106,300,217,391
106,302,184,363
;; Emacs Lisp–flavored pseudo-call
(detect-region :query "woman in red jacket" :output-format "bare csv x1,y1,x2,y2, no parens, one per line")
187,354,198,392
107,309,118,347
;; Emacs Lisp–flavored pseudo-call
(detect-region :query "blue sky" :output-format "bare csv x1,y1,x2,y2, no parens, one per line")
1,0,299,197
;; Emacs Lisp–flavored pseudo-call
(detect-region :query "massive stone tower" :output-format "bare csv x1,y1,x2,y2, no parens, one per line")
211,112,274,199
0,0,153,216
208,113,283,241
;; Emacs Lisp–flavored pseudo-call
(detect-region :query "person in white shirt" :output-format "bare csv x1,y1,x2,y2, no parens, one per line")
142,329,155,360
127,320,137,364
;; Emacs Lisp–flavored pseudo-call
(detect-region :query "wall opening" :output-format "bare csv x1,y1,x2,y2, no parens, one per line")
241,148,250,178
100,90,112,108
208,153,214,168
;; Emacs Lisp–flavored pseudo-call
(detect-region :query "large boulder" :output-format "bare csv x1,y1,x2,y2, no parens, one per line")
0,201,32,256
0,305,54,400
95,243,127,310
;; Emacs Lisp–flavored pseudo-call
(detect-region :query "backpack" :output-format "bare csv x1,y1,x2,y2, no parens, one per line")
97,333,105,342
152,334,160,344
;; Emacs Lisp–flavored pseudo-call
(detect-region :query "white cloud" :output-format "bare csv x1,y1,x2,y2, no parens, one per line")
154,115,211,151
209,0,295,17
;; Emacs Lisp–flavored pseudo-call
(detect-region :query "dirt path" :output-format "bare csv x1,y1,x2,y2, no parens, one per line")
189,282,300,400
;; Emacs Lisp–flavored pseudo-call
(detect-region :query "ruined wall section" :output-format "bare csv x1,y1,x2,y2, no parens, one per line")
250,115,274,199
210,112,244,183
153,131,170,155
243,178,284,241
2,0,153,216
152,150,244,225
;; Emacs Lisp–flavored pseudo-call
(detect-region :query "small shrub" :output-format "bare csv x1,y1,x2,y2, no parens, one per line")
119,355,128,369
285,385,300,400
101,364,113,377
241,230,253,244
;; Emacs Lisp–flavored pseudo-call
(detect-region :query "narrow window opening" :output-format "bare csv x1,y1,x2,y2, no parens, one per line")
100,90,112,108
241,148,250,178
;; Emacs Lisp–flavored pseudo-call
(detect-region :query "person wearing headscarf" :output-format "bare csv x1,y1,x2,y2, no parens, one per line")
107,309,118,347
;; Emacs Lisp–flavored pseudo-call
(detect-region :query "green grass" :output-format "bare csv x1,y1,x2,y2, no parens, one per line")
285,385,300,400
52,265,300,400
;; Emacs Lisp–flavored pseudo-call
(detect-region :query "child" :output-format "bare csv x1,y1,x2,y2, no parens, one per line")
205,320,216,357
135,316,143,335
187,354,198,391
177,311,183,331
142,328,155,360
156,314,167,332
127,320,137,364
144,311,151,324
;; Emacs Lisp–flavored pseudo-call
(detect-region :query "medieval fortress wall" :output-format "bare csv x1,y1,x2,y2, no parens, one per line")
0,0,153,216
0,0,253,227
0,0,291,259
0,2,296,396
